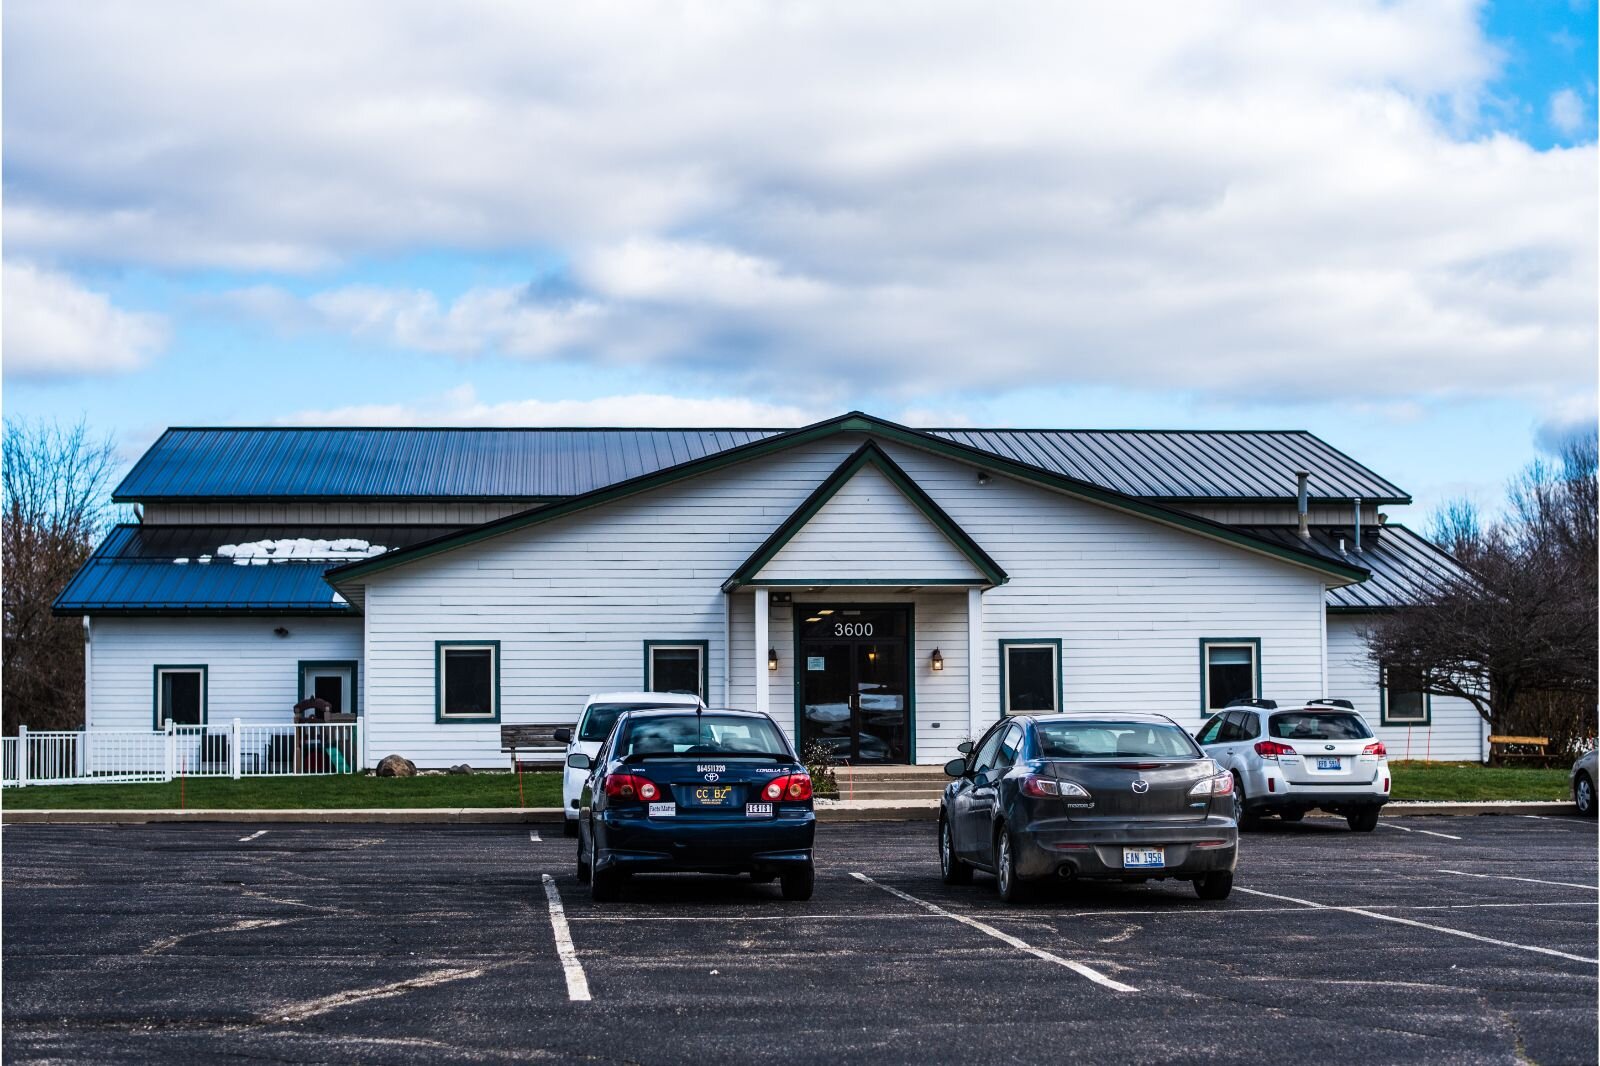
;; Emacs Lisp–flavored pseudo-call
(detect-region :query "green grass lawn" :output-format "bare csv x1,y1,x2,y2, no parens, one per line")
1,771,563,810
1389,761,1571,802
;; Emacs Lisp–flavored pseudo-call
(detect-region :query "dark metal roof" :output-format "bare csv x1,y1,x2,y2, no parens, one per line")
928,429,1407,502
114,423,1408,503
53,525,460,614
1236,524,1465,610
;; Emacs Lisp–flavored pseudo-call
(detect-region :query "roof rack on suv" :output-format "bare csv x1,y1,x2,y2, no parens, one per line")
1224,698,1278,709
1304,698,1355,709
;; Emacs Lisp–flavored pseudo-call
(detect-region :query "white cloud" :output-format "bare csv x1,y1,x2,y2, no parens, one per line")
5,2,1595,412
281,384,819,428
1,261,168,379
1549,88,1588,136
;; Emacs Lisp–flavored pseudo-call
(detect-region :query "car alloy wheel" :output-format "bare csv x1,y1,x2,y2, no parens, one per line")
1577,773,1596,817
996,833,1011,897
940,814,973,886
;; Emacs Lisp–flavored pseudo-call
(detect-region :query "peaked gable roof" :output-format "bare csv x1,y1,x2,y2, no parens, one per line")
723,442,1007,591
326,412,1369,592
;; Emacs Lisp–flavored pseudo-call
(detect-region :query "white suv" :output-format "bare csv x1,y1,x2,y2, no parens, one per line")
559,691,704,836
1196,699,1390,832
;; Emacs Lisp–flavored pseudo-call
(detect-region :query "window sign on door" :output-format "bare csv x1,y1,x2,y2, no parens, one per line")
807,656,826,671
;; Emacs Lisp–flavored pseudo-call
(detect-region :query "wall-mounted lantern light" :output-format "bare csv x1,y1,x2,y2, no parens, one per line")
273,626,290,638
930,648,944,671
768,648,779,672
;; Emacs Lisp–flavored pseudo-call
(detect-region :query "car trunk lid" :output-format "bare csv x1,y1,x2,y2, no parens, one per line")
1040,759,1212,823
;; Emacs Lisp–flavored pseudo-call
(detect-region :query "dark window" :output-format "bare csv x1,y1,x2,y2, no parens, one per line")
972,725,1007,774
1223,710,1257,742
1035,720,1200,759
440,646,496,719
1003,643,1059,714
157,669,204,726
647,644,706,702
997,724,1024,767
1269,712,1373,741
313,675,343,714
1196,715,1226,745
580,702,685,743
613,714,789,758
1383,665,1429,724
1203,643,1256,711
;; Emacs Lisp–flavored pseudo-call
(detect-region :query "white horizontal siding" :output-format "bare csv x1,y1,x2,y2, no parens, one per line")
87,616,362,731
757,463,984,581
357,433,1337,766
1326,615,1484,761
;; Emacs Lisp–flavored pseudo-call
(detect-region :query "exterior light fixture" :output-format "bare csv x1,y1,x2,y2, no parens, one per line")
273,626,290,638
768,648,779,671
930,648,944,671
977,472,991,485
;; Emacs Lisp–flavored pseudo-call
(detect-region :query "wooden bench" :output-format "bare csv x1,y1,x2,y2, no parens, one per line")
1487,734,1550,766
501,724,575,771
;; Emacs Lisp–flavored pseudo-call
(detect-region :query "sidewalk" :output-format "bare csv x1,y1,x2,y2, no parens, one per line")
0,799,1577,824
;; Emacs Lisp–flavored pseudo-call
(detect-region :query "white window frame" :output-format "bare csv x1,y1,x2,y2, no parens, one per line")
1000,640,1061,716
1201,639,1260,714
645,642,707,702
436,642,499,722
154,665,207,728
1380,663,1431,725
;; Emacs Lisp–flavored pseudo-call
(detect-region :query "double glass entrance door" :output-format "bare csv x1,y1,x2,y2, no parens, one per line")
799,606,910,764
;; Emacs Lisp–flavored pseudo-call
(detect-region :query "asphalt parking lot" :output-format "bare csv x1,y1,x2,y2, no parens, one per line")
3,815,1596,1065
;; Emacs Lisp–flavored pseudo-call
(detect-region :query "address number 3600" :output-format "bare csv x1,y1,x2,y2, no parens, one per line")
834,622,874,636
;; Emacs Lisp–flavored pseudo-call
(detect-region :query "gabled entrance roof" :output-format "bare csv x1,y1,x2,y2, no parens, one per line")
722,442,1007,591
326,411,1370,592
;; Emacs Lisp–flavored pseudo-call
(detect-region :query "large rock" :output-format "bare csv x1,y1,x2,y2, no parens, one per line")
376,754,417,778
447,763,473,775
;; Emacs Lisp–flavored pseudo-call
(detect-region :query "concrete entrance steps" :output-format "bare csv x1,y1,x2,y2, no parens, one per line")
825,764,950,801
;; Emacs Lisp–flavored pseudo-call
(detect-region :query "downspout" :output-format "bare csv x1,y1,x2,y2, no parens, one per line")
1351,497,1362,553
82,616,92,730
1295,471,1311,539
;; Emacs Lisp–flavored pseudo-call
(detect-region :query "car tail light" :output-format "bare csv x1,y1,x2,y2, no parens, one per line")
1363,741,1387,757
1189,771,1234,796
1021,775,1089,798
604,774,657,802
762,774,813,801
1383,775,1390,792
1254,740,1296,760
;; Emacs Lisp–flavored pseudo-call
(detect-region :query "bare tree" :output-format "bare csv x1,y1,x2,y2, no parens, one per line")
2,418,120,733
1365,436,1598,753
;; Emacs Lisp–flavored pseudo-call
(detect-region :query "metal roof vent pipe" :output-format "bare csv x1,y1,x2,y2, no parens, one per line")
1352,497,1362,552
1295,470,1311,539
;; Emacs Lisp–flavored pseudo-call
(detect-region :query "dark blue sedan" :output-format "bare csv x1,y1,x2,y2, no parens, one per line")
569,707,817,902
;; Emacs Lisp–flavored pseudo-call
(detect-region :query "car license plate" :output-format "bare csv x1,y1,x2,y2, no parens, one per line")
688,785,738,807
1123,846,1165,869
745,802,774,818
648,802,676,818
1317,757,1342,770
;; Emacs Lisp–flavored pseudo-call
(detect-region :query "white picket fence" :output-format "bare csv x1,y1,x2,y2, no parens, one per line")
1,720,363,787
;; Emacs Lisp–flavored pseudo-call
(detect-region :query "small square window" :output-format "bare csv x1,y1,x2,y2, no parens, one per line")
646,642,707,702
154,666,207,727
437,643,499,721
1001,641,1060,715
1201,640,1258,713
1382,664,1430,725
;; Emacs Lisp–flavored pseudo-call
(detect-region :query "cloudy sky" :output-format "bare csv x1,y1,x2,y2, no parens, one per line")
3,1,1595,522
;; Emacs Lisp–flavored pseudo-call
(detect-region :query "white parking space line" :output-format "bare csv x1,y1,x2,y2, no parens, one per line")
540,874,591,1002
850,872,1139,992
238,830,269,842
1438,869,1600,892
1236,886,1600,965
528,831,542,843
1381,823,1462,841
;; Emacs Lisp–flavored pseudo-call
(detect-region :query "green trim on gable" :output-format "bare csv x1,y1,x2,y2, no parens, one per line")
325,410,1370,593
152,664,208,729
723,441,1007,591
434,640,501,723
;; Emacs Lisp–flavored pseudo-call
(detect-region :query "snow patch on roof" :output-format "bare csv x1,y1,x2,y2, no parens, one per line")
216,538,388,565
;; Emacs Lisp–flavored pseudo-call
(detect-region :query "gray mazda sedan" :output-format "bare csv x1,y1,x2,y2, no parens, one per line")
940,711,1238,902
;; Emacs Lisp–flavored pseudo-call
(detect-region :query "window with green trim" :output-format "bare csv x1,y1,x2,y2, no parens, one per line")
1201,640,1258,712
155,666,207,726
645,642,707,702
1001,640,1060,714
1381,663,1430,725
437,643,498,720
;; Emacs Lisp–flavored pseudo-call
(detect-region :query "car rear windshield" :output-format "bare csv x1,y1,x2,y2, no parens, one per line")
613,714,790,758
1035,721,1200,759
1268,712,1373,741
578,703,686,742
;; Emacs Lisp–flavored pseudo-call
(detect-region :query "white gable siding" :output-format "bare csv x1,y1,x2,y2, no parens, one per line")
358,433,1338,766
756,463,985,582
1326,615,1485,762
87,616,361,731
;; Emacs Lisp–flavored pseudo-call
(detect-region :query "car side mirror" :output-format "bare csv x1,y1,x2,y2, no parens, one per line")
957,741,974,755
553,728,571,744
566,753,591,770
943,757,969,778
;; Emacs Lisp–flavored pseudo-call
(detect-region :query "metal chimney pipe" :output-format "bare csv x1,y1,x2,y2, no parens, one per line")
1352,497,1362,552
1295,471,1310,539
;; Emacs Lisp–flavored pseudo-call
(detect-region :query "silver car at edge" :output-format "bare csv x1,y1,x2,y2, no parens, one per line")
1571,749,1597,818
1196,699,1391,831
